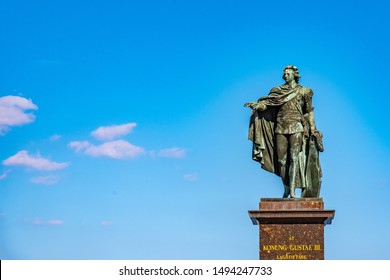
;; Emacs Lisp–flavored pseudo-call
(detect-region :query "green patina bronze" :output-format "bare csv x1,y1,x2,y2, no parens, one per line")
245,66,323,198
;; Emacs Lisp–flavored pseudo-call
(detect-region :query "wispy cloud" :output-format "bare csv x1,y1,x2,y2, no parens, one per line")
46,220,64,225
158,148,187,158
68,141,90,152
30,175,60,185
49,134,62,141
91,123,137,141
100,220,113,226
31,219,64,225
3,150,69,171
183,173,198,182
0,170,10,180
0,95,38,135
69,123,185,161
69,140,144,159
375,178,389,187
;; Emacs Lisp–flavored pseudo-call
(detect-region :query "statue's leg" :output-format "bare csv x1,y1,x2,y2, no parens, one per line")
276,134,289,198
289,133,303,198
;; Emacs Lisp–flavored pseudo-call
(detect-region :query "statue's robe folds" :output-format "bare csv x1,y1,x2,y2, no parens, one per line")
248,86,323,197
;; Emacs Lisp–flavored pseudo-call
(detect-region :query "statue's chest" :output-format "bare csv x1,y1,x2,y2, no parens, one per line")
281,92,304,112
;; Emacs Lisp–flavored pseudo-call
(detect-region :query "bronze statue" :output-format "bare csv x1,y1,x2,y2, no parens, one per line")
245,65,323,198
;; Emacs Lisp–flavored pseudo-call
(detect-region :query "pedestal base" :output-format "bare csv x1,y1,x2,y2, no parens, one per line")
249,198,335,260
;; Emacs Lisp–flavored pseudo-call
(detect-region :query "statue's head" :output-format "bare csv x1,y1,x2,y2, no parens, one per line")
282,65,300,83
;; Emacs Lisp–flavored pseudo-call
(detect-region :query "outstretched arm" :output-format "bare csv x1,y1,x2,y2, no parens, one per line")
244,101,267,111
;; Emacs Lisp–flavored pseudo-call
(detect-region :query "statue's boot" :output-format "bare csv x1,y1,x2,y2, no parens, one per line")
301,187,307,198
290,186,297,198
289,162,298,198
283,185,290,198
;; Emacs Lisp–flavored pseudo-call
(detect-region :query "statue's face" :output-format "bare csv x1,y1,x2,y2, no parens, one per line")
284,69,295,83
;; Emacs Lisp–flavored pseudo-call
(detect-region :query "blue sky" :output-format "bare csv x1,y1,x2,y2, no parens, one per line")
0,0,389,259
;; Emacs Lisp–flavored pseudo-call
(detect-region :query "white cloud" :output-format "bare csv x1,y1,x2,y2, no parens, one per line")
30,175,60,185
3,150,69,171
49,134,62,141
69,140,144,159
0,95,38,135
91,123,137,141
158,148,187,158
183,173,198,182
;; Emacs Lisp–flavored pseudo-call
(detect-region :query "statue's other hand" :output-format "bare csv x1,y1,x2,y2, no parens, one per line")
311,130,324,152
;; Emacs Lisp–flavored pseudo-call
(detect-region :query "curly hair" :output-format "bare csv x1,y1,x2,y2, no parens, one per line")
282,65,300,83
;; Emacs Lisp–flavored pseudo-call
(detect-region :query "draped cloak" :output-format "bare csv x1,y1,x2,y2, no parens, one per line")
248,85,323,197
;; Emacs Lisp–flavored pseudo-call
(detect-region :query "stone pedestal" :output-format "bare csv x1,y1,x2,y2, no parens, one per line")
248,198,335,260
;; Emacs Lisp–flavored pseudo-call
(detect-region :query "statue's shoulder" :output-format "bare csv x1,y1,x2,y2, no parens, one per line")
300,85,314,98
268,85,283,95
